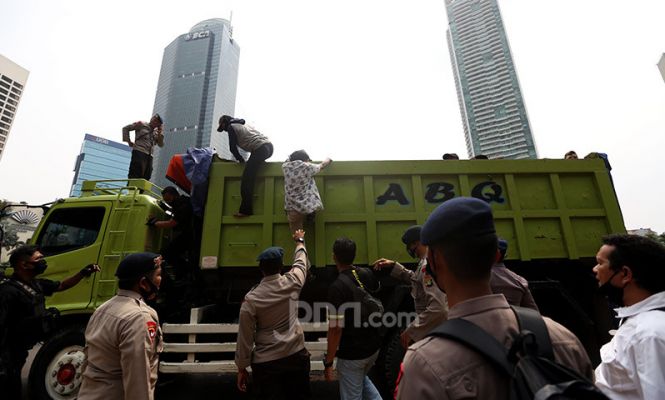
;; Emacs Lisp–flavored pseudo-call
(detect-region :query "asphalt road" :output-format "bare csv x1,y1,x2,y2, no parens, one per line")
155,372,340,400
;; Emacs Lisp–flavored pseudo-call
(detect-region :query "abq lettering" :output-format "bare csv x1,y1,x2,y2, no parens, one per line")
376,181,505,205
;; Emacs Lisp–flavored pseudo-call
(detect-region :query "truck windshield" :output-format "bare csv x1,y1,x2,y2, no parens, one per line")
36,207,105,256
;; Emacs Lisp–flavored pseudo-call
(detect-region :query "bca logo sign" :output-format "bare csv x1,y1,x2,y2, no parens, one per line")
185,30,210,41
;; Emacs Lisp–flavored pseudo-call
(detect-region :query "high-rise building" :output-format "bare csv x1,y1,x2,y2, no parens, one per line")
151,18,240,188
0,54,29,161
70,134,132,197
445,0,537,159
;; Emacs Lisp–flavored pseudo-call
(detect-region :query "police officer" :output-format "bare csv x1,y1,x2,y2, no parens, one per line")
490,238,538,310
122,113,164,180
235,229,311,399
78,253,163,400
0,245,99,399
373,225,449,347
396,197,593,399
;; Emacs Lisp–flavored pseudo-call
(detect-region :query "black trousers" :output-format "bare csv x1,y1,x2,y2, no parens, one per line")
251,348,311,400
128,150,153,180
239,143,273,215
0,350,28,400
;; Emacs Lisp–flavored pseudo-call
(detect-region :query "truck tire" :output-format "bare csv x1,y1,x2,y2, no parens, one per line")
382,328,406,395
28,325,86,400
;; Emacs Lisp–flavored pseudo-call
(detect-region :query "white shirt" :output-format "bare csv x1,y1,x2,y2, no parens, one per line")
595,291,665,400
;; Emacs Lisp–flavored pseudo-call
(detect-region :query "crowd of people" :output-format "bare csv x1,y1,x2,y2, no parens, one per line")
1,114,663,400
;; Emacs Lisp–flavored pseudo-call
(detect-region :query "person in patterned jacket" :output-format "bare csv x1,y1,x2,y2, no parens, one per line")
282,150,332,232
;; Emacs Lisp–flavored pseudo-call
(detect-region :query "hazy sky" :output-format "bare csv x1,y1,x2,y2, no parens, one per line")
1,0,664,232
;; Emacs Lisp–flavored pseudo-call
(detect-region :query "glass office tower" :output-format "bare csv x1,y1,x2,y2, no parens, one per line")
151,19,240,188
70,134,132,196
446,0,537,159
0,54,29,162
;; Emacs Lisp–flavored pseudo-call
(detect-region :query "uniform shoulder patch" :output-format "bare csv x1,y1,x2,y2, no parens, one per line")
147,320,157,341
422,266,434,287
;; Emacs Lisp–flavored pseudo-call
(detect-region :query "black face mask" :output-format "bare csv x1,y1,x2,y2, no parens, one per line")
407,248,417,259
139,276,160,300
425,257,446,294
598,270,625,307
30,259,48,275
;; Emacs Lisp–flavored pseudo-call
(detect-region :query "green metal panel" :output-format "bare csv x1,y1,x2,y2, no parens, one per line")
199,159,626,268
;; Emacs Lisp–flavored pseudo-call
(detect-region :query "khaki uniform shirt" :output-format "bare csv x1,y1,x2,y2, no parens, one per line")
231,123,270,152
122,121,164,155
490,262,539,311
396,294,593,400
391,259,448,342
235,244,310,369
78,290,163,400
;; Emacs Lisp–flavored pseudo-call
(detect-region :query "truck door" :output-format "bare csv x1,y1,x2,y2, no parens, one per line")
33,203,111,312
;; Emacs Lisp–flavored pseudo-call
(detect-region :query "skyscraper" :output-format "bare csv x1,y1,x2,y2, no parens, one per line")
70,134,132,197
151,18,240,188
0,54,29,161
445,0,537,159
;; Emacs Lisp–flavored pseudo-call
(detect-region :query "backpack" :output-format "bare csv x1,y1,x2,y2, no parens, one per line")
427,306,609,400
339,268,384,323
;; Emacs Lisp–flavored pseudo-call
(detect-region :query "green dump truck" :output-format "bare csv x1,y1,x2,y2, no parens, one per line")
16,157,624,399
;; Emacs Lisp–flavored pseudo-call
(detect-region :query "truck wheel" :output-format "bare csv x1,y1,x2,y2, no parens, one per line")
383,328,406,394
28,326,86,400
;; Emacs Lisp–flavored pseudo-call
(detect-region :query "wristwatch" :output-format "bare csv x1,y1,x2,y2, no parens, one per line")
295,237,305,243
323,353,334,368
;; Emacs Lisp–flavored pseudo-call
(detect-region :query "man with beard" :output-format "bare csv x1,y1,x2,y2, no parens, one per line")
593,234,665,399
0,245,99,399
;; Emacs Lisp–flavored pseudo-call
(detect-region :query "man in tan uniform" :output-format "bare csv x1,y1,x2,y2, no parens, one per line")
490,238,539,310
235,229,311,399
396,197,593,399
78,253,163,400
122,114,164,180
373,225,448,347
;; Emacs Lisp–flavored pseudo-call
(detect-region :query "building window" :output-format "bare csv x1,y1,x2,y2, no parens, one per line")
0,87,7,95
10,87,21,95
0,81,9,89
12,81,23,89
1,116,11,123
0,76,12,84
494,105,507,119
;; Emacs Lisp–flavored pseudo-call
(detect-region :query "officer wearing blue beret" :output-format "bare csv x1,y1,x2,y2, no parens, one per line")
396,197,593,399
235,229,312,399
79,252,163,400
373,225,448,347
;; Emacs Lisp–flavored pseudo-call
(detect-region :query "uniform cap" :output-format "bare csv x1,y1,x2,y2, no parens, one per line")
421,197,496,245
115,252,161,280
256,247,284,262
401,225,422,245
